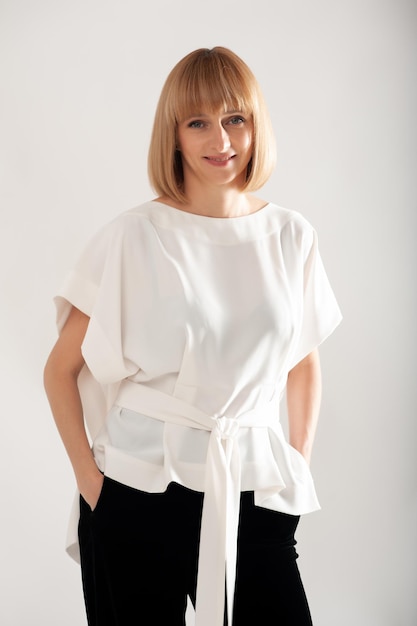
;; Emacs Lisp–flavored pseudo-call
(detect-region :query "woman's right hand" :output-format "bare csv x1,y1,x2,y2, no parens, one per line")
78,469,105,511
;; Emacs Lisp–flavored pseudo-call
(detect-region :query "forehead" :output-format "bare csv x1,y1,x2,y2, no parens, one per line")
171,69,254,123
175,92,251,123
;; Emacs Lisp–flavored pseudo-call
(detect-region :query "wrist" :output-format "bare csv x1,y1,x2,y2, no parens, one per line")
290,440,313,465
73,455,101,486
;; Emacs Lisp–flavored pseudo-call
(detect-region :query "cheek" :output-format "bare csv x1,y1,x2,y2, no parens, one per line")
243,130,253,151
177,134,198,157
243,133,253,158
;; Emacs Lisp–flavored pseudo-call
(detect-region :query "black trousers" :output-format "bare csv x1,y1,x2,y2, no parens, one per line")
78,477,313,625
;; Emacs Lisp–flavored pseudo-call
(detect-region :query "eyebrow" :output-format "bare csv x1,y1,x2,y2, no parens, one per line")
183,110,245,120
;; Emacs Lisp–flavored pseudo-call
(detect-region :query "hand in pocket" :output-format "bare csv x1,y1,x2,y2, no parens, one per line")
79,471,105,511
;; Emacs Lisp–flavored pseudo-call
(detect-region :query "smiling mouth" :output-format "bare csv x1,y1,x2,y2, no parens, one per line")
205,155,235,162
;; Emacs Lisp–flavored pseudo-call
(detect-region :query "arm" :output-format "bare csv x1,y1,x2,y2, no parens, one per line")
286,348,322,465
43,306,104,509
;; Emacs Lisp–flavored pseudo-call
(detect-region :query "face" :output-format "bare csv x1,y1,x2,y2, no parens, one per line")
176,110,253,192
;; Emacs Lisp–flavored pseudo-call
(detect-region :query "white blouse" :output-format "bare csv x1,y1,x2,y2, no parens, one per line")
55,200,342,626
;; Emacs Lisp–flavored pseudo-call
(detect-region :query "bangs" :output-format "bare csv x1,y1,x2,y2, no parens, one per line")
167,49,257,123
148,47,276,202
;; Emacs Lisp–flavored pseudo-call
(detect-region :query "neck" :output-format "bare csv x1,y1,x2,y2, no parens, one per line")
186,189,248,218
161,183,265,218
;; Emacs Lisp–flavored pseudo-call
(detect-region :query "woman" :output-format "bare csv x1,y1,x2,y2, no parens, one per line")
44,46,342,626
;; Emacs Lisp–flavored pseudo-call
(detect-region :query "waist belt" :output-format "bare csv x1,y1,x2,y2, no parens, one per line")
115,380,282,626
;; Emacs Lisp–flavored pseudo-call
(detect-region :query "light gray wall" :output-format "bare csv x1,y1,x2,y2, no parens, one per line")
1,1,416,624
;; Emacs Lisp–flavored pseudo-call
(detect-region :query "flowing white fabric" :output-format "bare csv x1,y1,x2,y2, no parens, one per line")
113,380,282,626
54,200,343,620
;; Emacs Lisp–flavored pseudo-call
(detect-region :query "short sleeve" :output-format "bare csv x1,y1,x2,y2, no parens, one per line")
54,225,108,332
288,228,342,369
54,218,139,385
53,217,140,440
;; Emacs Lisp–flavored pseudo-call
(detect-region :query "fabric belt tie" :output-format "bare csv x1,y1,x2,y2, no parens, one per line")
114,380,283,626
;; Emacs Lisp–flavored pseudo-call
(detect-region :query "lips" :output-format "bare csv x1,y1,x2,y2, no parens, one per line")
204,155,235,162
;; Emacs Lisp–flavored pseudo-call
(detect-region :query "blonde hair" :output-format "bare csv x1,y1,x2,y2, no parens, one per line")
148,47,276,203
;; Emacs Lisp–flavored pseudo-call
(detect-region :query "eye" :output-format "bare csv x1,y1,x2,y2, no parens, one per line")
227,116,245,126
187,120,205,129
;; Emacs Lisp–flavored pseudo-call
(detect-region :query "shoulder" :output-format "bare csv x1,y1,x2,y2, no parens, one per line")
267,203,315,244
86,201,156,244
73,201,157,271
107,200,156,230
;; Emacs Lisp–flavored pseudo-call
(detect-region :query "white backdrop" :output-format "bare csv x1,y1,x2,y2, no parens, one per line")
1,1,416,624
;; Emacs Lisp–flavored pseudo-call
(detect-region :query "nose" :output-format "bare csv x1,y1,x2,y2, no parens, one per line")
210,123,231,153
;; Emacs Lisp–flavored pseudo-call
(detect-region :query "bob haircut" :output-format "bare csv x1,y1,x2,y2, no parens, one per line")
148,47,276,203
